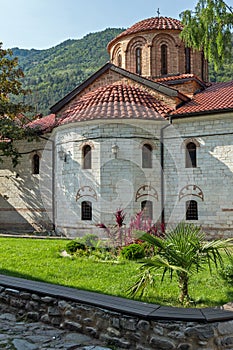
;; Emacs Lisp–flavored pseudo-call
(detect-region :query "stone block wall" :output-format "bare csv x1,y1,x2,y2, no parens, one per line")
0,286,233,350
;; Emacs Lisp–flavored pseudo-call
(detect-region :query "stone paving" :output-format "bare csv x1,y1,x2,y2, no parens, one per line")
0,311,114,350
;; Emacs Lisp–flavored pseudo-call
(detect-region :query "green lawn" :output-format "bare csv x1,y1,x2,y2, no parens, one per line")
0,237,232,308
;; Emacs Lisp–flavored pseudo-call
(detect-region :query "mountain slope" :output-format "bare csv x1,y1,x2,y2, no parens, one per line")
13,28,124,115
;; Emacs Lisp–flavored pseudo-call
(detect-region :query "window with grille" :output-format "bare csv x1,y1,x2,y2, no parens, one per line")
186,200,198,220
32,154,40,174
186,142,197,168
82,145,92,169
142,144,152,168
81,201,92,220
141,200,153,220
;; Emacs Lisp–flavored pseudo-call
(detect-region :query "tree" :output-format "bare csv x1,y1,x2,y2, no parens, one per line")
128,223,233,304
0,42,33,166
180,0,233,70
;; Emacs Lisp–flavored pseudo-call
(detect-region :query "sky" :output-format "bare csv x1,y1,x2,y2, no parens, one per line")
0,0,227,50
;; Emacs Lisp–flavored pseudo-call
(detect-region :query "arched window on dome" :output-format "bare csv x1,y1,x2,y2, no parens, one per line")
117,53,122,68
185,47,191,74
81,201,92,221
185,142,197,168
161,44,168,75
141,200,153,220
82,145,92,169
142,143,152,168
136,47,142,75
186,200,198,220
32,154,40,175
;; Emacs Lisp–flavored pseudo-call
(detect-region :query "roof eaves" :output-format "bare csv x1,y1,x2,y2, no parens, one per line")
163,77,207,89
50,62,113,113
171,107,233,119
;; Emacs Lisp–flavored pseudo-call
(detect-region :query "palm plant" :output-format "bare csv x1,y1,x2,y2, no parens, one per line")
128,223,233,304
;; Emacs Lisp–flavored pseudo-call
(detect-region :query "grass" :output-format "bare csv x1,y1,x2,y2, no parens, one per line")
0,237,232,308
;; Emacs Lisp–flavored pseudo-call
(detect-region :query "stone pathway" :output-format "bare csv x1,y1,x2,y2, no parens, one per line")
0,312,114,350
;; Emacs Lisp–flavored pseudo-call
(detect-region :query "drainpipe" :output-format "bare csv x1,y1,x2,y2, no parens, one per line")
160,116,172,229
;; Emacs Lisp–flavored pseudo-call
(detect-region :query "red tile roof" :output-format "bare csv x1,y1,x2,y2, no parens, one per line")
26,114,56,133
154,74,206,86
57,83,172,126
108,17,183,51
172,81,233,116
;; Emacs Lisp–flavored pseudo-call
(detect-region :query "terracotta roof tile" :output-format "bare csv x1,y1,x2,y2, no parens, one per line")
172,81,233,116
57,83,172,126
26,114,56,133
154,74,206,85
108,17,183,51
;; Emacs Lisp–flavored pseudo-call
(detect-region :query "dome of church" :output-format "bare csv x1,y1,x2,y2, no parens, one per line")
108,17,183,52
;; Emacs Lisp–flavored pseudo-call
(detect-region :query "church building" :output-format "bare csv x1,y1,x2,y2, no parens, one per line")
0,16,233,238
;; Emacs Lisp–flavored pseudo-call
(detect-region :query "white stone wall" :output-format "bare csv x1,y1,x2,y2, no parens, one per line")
54,120,164,237
0,137,53,232
164,112,233,237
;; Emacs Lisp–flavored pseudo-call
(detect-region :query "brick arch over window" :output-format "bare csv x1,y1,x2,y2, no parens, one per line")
125,36,147,75
151,33,178,77
112,44,123,67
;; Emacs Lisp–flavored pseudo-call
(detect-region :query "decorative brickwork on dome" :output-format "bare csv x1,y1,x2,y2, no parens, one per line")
108,17,183,51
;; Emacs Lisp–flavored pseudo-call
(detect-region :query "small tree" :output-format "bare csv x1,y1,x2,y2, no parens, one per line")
0,42,33,166
128,223,233,304
180,0,233,70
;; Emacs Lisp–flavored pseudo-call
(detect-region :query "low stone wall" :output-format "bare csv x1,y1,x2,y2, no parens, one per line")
0,285,233,349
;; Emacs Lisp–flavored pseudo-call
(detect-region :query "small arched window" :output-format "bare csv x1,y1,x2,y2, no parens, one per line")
81,201,92,221
136,47,142,75
82,145,92,169
185,142,197,168
117,54,122,67
161,44,168,75
32,154,40,174
142,144,152,168
141,200,153,220
185,47,191,74
186,200,198,220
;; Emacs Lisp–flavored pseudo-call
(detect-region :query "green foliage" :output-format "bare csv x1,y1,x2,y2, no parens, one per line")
66,240,86,253
180,0,233,70
0,42,35,165
120,244,146,260
129,223,233,304
11,28,124,115
220,264,233,284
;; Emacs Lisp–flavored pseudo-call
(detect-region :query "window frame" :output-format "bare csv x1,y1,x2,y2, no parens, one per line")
141,200,153,220
32,154,40,175
186,200,198,220
185,142,197,168
142,143,153,168
161,44,168,75
81,201,92,221
136,47,142,75
82,145,92,170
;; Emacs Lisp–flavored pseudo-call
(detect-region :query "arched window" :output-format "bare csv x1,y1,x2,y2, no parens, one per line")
185,47,191,74
32,154,40,174
141,200,153,220
186,200,198,220
185,142,197,168
82,145,92,169
142,144,152,168
136,47,142,75
81,201,92,220
161,44,168,75
117,54,122,67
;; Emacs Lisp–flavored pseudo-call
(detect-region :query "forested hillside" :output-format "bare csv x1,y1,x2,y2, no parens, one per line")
12,28,124,115
12,28,233,116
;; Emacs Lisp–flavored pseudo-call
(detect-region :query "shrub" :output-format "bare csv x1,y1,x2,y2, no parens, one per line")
220,264,233,284
66,241,86,254
120,243,145,260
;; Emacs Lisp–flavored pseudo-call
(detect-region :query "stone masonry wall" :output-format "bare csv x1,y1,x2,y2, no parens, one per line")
0,286,233,350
